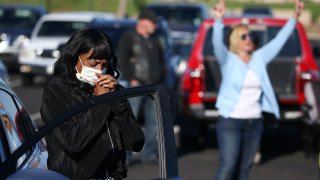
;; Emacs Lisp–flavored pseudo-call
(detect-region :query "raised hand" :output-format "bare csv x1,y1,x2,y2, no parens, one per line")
213,0,226,20
294,0,304,20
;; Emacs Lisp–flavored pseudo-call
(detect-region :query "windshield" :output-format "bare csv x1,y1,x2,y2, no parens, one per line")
150,7,203,28
37,21,88,37
0,8,41,29
203,25,301,57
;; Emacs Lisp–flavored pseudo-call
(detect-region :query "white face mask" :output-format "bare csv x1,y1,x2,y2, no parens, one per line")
75,57,106,86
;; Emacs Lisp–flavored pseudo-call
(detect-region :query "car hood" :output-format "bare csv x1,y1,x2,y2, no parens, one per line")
29,37,69,49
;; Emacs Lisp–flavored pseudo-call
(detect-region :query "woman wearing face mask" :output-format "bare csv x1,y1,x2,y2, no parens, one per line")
212,0,303,180
40,28,145,179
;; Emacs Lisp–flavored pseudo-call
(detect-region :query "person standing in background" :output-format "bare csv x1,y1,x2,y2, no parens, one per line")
212,0,304,179
117,9,166,164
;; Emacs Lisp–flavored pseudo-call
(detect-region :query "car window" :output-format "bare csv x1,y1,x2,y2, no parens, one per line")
37,21,88,37
266,26,301,57
0,89,35,166
125,95,160,179
0,123,9,163
151,8,203,28
0,8,41,29
203,25,301,58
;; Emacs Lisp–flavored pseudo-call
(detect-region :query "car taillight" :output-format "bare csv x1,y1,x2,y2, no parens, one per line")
301,71,319,81
188,67,204,104
190,68,202,78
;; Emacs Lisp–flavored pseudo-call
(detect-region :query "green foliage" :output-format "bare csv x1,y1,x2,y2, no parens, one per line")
225,1,320,21
0,0,319,20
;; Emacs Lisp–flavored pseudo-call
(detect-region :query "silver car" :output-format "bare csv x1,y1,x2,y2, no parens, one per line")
0,78,48,178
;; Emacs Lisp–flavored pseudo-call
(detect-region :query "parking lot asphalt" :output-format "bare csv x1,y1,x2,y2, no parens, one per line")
127,121,319,180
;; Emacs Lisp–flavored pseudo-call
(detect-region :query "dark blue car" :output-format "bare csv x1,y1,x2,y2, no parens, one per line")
0,5,47,71
145,2,210,55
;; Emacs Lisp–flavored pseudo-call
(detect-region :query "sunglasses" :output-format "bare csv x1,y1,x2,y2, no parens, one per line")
240,33,254,41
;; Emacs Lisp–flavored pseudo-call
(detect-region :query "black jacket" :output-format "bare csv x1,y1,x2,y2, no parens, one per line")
117,30,166,85
40,75,144,179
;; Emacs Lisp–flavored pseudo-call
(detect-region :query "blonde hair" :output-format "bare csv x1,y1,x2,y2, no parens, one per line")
229,25,250,53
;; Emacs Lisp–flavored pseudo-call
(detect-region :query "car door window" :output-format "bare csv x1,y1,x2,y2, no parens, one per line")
0,123,8,163
125,95,159,179
0,89,35,166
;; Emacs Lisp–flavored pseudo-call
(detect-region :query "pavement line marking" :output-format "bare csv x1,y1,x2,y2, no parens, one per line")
30,112,42,121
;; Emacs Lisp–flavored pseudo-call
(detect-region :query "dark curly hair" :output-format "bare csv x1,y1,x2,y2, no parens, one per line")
53,28,120,96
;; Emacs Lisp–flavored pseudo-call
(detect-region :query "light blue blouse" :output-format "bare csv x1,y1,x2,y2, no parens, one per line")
212,18,296,119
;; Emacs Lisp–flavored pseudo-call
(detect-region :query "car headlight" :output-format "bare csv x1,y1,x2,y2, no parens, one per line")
0,33,9,52
19,46,36,59
12,35,30,50
175,59,187,76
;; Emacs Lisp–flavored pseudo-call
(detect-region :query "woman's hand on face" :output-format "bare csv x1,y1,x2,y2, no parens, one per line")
294,0,304,20
213,0,226,20
93,73,118,96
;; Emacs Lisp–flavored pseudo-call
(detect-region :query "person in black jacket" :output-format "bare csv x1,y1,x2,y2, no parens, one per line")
40,28,144,179
117,9,166,164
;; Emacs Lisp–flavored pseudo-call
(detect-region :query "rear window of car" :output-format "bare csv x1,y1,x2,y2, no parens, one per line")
0,8,41,29
37,21,88,37
149,7,203,28
203,24,301,58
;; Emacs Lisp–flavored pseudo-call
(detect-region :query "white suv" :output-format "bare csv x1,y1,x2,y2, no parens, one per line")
18,12,115,84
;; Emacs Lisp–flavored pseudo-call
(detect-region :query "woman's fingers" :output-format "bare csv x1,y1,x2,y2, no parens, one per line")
96,74,118,89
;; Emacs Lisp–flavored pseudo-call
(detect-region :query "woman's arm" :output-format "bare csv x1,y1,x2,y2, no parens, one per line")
212,0,228,64
256,0,303,64
110,100,145,152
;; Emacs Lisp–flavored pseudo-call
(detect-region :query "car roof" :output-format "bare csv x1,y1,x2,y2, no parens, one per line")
0,4,46,10
204,16,291,26
39,11,115,22
89,18,136,27
0,4,47,15
146,2,208,8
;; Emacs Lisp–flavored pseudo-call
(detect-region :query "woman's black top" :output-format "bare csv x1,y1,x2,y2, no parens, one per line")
40,75,145,179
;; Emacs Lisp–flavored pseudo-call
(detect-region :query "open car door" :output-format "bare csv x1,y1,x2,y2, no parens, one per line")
1,85,180,180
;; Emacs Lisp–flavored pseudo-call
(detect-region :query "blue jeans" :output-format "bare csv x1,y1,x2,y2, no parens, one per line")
215,116,263,180
128,96,158,162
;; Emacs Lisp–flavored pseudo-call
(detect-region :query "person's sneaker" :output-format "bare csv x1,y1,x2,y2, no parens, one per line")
253,151,262,164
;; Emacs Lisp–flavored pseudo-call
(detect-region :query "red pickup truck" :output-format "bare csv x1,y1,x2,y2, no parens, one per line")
179,16,319,136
